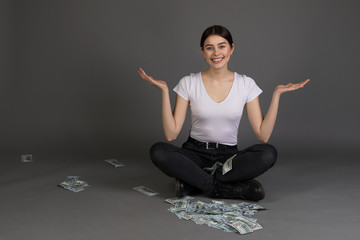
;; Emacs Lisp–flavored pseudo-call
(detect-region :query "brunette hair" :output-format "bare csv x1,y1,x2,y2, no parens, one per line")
200,25,234,49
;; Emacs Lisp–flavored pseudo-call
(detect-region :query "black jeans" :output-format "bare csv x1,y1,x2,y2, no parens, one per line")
150,137,277,195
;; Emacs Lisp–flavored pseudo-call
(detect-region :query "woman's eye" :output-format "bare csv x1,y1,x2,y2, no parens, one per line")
206,47,213,50
219,45,225,49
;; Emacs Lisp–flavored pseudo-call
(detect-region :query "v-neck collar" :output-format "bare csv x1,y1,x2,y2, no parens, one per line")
199,72,236,104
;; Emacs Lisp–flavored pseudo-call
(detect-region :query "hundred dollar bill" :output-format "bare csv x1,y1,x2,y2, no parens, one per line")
165,198,265,235
229,221,254,234
164,196,194,205
105,159,125,168
133,186,159,196
203,162,223,175
193,215,207,225
225,213,262,231
211,200,226,205
73,180,90,188
175,211,195,220
219,223,238,233
222,154,237,175
248,203,266,210
205,217,222,228
21,154,33,163
65,176,79,183
59,182,85,192
59,181,72,189
238,218,262,231
174,200,190,211
59,176,90,192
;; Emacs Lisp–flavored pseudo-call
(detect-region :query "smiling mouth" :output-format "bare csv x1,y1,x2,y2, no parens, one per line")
211,57,224,63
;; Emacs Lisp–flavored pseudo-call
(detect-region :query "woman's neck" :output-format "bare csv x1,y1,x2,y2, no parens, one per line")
203,67,233,82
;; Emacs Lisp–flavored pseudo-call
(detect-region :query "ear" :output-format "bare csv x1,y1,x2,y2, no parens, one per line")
230,43,235,55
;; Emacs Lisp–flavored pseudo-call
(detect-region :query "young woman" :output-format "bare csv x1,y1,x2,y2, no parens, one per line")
138,25,309,201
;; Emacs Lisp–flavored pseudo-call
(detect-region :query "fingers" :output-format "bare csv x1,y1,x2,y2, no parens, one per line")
138,68,148,78
137,68,144,77
138,68,161,88
302,79,310,86
139,69,156,82
138,68,149,77
138,68,152,82
295,79,310,89
277,78,310,94
289,79,310,89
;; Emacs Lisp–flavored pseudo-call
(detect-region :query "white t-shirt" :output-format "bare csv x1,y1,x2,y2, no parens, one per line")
173,72,262,146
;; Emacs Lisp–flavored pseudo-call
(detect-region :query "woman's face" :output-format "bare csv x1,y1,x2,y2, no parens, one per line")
201,34,234,69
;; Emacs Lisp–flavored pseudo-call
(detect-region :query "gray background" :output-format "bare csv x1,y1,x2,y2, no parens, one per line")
1,1,360,240
1,0,359,156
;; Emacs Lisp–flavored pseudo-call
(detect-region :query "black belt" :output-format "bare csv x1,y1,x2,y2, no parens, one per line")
187,137,237,150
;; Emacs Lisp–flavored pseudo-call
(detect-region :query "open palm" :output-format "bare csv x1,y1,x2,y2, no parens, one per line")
275,79,310,95
138,68,168,91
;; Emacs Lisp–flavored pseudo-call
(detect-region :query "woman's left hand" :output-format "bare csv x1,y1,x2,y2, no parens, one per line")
275,79,310,95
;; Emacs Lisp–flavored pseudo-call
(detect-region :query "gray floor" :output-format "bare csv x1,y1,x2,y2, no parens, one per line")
0,148,359,240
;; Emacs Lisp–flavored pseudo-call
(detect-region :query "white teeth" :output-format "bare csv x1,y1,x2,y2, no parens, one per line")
212,58,223,62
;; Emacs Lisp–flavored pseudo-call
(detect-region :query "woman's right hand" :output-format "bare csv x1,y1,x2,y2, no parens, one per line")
138,68,168,91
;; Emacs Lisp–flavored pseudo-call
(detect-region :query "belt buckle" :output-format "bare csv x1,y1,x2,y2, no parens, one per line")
206,142,219,150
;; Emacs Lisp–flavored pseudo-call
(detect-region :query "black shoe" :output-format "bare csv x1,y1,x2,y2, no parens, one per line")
174,179,200,197
212,179,265,201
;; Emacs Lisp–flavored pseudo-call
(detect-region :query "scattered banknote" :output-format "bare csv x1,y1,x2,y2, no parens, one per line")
203,162,223,175
59,176,90,192
165,196,194,204
133,186,159,196
21,154,33,163
222,154,236,175
105,159,125,168
203,154,237,176
165,197,265,235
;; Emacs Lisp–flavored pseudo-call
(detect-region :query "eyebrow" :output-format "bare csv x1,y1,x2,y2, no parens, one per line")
204,42,227,47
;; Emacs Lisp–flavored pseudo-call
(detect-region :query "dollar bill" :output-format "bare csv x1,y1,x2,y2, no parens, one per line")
222,154,236,175
133,186,159,196
175,211,194,220
21,154,33,163
105,159,125,168
59,182,85,192
164,196,194,204
211,200,225,205
230,221,254,234
248,203,266,210
193,215,207,225
219,223,238,232
174,200,190,211
165,197,264,235
203,162,223,175
59,176,90,192
65,176,79,183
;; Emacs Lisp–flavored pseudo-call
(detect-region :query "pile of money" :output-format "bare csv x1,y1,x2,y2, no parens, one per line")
59,176,90,192
165,196,265,235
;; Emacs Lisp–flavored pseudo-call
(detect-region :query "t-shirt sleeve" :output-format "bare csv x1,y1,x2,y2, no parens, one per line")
244,75,263,103
173,75,191,101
